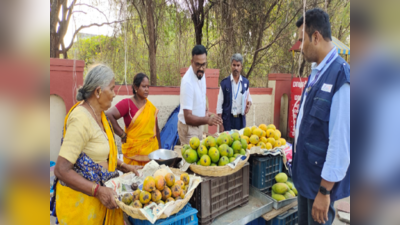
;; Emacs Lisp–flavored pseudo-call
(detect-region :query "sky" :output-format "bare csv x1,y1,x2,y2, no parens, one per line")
64,0,123,50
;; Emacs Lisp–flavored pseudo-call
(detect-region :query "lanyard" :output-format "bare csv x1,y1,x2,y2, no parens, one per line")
305,49,337,96
233,80,241,100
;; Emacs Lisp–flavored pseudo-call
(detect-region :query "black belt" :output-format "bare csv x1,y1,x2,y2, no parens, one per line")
231,114,242,118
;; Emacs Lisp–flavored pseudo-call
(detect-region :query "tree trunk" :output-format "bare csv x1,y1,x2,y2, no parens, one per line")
245,0,278,78
337,25,343,41
50,0,62,58
299,58,306,77
190,0,204,45
194,25,202,45
145,0,157,86
50,33,60,58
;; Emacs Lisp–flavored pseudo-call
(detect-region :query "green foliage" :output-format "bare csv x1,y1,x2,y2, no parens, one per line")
69,0,350,87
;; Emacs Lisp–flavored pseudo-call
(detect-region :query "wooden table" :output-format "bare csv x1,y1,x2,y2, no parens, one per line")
262,200,298,221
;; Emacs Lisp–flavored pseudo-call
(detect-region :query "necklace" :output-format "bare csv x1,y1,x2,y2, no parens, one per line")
87,101,99,119
87,101,103,127
86,101,108,141
133,95,146,108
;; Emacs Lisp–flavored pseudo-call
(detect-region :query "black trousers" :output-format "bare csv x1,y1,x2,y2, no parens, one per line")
229,114,244,130
297,194,336,225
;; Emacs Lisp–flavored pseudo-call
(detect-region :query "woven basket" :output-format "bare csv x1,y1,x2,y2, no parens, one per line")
115,170,196,220
189,152,250,177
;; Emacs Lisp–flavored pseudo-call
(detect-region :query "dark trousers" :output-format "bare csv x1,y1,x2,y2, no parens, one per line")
298,194,336,225
229,114,243,130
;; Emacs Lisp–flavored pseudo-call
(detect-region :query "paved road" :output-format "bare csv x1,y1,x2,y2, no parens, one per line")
333,196,350,225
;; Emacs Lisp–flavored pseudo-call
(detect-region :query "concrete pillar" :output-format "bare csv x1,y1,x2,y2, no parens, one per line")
50,58,84,161
50,58,84,113
268,74,292,137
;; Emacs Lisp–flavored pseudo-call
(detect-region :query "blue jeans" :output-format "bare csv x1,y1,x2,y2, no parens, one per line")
297,194,336,225
229,114,243,130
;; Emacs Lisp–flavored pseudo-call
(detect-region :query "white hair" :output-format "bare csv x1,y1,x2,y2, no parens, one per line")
231,53,243,64
76,64,114,101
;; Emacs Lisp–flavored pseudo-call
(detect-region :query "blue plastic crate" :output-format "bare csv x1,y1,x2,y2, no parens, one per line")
50,161,56,195
267,207,298,225
246,216,266,225
249,155,283,194
128,203,198,225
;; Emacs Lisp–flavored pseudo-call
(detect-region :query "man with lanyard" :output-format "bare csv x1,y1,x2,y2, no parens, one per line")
178,45,223,145
217,53,252,132
293,9,350,225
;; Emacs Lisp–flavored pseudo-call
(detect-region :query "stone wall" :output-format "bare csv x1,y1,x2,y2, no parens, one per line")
49,59,283,158
50,95,66,162
245,94,274,127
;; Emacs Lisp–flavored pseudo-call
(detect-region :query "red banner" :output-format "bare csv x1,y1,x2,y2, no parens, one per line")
288,78,308,138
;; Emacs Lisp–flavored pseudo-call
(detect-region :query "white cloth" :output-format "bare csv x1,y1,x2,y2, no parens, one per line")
178,66,207,124
216,74,252,115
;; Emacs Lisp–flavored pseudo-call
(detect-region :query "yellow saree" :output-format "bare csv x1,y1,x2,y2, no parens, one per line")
55,102,124,225
122,100,159,166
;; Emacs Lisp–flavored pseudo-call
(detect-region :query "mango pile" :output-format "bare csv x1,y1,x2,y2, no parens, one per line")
271,172,298,201
121,172,190,208
243,124,287,150
182,132,248,166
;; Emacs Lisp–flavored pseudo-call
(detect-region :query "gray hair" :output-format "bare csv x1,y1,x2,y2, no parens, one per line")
76,64,115,101
230,53,243,65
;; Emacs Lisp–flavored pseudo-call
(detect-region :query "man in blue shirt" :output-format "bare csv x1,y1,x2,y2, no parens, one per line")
293,9,350,225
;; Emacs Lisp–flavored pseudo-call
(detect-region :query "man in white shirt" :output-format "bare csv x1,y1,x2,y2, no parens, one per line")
216,53,252,132
178,45,223,144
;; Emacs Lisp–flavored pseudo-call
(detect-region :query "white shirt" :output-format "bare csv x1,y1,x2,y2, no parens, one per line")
216,74,252,115
178,66,207,124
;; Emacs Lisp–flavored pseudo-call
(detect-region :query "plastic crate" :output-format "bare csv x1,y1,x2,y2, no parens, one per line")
128,203,198,225
246,217,266,225
249,155,283,194
50,161,56,195
190,163,250,225
266,207,298,225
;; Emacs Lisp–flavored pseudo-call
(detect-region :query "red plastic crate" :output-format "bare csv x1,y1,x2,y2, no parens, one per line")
189,163,250,225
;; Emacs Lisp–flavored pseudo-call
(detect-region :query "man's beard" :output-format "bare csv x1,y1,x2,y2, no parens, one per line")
196,71,204,80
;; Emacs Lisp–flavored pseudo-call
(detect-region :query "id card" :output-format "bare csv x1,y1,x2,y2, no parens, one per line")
232,100,238,115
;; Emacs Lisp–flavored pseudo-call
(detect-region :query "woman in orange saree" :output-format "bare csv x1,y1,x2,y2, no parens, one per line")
107,73,161,166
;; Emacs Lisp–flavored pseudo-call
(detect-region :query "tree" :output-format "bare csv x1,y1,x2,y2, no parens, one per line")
130,0,167,86
68,0,350,87
183,0,217,45
244,0,302,78
50,0,124,58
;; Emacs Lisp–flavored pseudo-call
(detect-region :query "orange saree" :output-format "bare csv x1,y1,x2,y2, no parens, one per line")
122,100,159,166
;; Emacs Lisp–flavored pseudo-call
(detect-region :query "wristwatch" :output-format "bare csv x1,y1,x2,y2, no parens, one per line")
319,186,331,195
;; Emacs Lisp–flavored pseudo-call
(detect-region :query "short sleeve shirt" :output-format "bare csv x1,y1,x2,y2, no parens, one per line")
58,106,110,164
115,98,139,127
178,66,207,124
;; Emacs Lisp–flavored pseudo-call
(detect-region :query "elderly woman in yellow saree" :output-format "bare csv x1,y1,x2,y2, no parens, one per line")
106,73,161,166
51,65,142,225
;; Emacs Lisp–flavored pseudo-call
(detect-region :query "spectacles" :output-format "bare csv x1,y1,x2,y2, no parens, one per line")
194,62,207,69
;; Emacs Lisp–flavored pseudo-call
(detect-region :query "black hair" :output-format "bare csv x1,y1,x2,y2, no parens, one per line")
296,8,332,42
191,45,207,57
132,73,149,95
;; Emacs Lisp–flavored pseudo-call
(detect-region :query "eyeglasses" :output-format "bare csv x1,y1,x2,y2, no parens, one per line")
194,62,207,69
